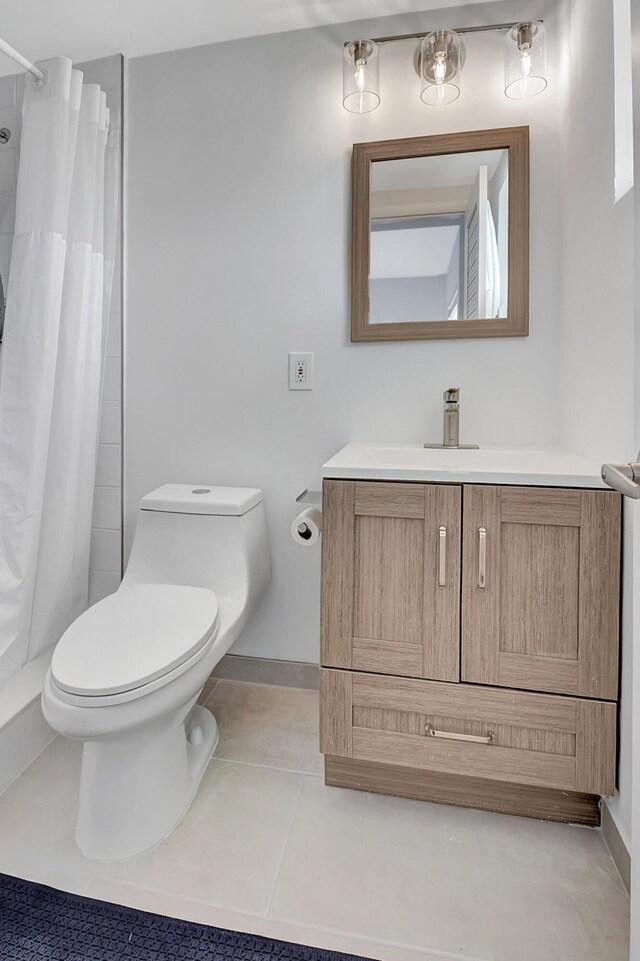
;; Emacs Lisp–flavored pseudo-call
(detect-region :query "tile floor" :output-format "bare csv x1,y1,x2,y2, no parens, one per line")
0,679,630,961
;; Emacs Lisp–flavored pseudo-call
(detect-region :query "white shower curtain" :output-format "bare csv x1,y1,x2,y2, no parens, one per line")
0,58,119,685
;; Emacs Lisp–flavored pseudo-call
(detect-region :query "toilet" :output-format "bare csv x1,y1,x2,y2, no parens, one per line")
42,484,270,861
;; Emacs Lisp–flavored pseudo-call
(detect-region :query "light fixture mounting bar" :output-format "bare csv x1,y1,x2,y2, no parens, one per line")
344,22,541,48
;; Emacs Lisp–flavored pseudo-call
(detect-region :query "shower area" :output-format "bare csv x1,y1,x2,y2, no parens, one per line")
0,48,124,791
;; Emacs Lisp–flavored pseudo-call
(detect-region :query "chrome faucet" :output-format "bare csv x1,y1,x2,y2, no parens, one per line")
424,387,479,450
442,388,461,448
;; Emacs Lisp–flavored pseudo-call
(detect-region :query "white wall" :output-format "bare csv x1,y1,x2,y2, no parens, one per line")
559,0,635,853
126,0,565,666
370,274,448,323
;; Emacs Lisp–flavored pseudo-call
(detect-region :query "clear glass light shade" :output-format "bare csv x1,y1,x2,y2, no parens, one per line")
505,21,547,99
343,40,380,113
420,30,461,106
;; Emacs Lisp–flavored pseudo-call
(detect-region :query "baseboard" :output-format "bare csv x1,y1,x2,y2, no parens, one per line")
600,802,631,894
325,756,601,826
212,654,319,690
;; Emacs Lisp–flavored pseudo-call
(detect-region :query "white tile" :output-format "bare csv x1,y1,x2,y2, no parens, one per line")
95,443,121,487
205,680,322,775
111,263,121,305
14,76,24,110
103,761,304,916
0,738,94,895
0,76,16,108
91,485,121,529
0,150,14,191
105,311,122,357
269,778,630,961
102,355,121,401
98,400,121,444
0,231,12,276
78,55,121,93
0,108,21,149
89,528,121,573
88,569,121,606
0,189,15,234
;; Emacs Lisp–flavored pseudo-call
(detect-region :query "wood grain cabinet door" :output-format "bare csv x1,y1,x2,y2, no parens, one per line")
321,480,461,681
462,486,621,699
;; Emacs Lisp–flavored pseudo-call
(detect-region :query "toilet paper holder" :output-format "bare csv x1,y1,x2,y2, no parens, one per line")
296,489,322,506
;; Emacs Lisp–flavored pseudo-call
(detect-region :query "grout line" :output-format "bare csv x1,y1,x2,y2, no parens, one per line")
264,775,306,918
264,913,491,961
86,875,488,961
210,756,323,779
87,878,267,923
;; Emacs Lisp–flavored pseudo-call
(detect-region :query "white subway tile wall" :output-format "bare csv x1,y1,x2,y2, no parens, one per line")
0,60,124,611
0,76,19,288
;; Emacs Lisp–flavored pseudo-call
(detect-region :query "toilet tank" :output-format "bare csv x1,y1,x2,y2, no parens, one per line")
122,485,270,609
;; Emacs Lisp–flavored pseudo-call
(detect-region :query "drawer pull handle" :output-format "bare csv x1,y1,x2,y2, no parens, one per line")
478,526,487,589
438,525,447,587
426,726,494,745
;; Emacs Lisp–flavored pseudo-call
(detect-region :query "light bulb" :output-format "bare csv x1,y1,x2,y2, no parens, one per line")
354,60,367,92
520,48,532,77
434,55,447,84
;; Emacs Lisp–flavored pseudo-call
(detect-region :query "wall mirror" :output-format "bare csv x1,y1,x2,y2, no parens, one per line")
351,126,529,342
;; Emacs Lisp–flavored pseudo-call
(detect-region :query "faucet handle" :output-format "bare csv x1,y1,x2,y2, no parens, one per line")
443,387,460,404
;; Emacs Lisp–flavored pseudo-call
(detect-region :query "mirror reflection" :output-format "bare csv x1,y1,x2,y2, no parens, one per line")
369,149,509,324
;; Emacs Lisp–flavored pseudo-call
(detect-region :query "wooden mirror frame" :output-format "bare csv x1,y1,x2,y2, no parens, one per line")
351,126,530,343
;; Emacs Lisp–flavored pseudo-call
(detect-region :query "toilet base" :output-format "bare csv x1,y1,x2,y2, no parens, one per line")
75,703,219,861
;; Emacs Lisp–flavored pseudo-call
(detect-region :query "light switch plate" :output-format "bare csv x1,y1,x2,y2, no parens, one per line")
289,352,313,390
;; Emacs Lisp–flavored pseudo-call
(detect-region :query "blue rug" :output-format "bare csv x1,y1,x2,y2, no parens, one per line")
0,873,372,960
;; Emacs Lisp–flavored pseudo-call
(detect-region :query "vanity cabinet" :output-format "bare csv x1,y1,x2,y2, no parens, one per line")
320,478,622,825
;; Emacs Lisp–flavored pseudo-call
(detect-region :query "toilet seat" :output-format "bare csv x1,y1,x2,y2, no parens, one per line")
51,584,219,698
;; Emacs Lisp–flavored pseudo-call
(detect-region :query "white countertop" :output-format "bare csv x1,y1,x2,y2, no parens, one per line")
322,443,607,489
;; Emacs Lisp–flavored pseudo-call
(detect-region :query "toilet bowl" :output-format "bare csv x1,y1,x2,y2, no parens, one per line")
42,484,270,860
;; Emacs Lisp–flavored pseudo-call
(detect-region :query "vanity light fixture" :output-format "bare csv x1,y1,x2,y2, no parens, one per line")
504,21,547,99
420,30,461,106
343,39,380,114
342,20,546,113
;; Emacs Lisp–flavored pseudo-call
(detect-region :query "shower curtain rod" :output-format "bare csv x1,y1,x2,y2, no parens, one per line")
0,37,45,83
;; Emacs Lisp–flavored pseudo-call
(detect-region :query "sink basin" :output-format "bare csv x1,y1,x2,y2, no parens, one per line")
322,443,606,489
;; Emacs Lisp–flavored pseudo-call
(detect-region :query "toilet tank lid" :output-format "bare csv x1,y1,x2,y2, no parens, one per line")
141,484,263,516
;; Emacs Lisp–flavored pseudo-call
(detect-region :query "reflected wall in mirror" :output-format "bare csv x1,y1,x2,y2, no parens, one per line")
351,127,529,342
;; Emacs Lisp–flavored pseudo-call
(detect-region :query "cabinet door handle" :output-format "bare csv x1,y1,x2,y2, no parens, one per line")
438,525,447,587
426,726,494,745
478,527,487,589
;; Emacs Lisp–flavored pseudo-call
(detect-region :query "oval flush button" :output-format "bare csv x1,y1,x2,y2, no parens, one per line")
192,488,211,494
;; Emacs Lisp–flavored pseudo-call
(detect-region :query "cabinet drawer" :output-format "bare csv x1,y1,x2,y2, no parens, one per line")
320,669,616,796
